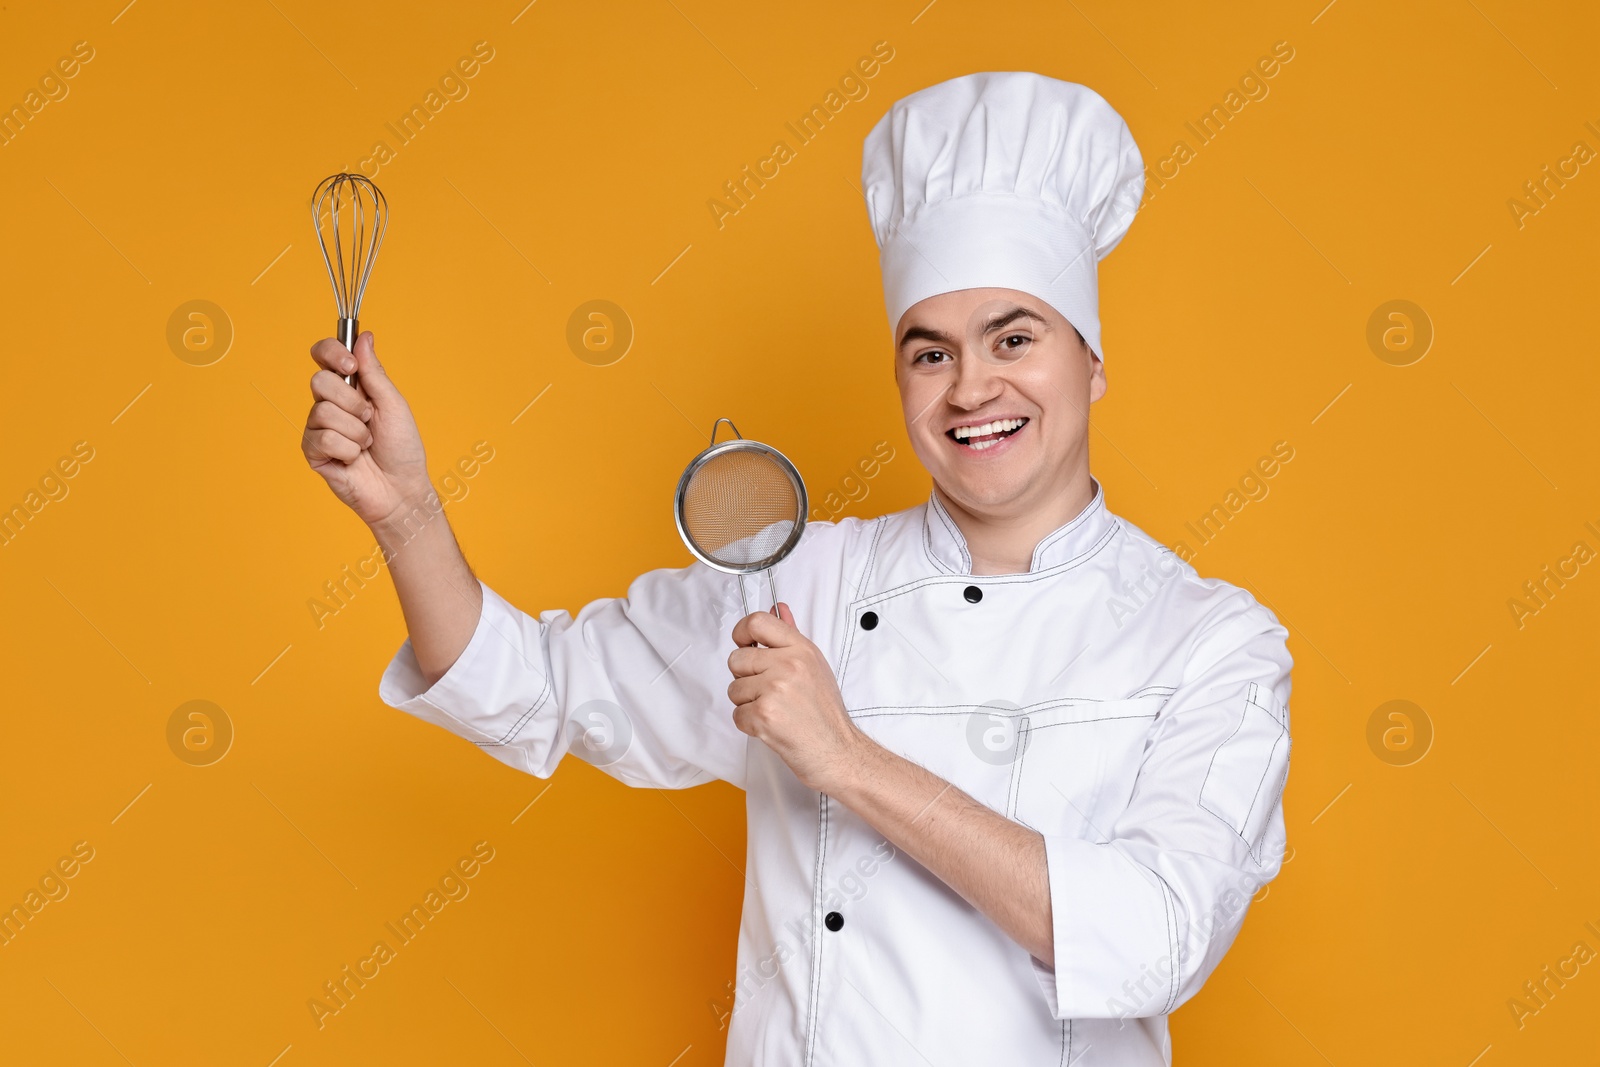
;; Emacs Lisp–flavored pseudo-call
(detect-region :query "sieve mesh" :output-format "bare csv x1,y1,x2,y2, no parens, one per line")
681,448,801,569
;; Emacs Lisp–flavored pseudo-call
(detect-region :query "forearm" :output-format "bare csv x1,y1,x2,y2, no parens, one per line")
370,483,484,687
831,736,1055,966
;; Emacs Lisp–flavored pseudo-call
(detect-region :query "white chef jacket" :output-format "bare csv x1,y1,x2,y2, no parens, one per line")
378,476,1293,1066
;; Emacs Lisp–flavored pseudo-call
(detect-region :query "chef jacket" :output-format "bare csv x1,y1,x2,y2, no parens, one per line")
378,476,1294,1066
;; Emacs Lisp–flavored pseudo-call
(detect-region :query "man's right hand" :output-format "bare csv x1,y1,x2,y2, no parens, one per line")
302,329,483,686
302,330,431,529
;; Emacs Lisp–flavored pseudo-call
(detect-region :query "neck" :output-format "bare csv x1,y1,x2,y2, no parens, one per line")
934,470,1095,576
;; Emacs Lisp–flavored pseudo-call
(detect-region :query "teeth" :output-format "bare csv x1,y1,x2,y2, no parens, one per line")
952,418,1025,441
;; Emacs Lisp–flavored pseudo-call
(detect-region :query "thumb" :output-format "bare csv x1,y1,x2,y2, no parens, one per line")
776,601,797,628
353,331,398,402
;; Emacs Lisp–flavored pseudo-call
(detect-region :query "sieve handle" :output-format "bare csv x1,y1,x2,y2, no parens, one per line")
736,572,782,648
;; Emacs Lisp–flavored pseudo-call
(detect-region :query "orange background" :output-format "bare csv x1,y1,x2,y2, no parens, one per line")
1,1,1596,1063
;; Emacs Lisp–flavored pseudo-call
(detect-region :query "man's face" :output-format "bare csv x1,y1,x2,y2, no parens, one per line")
893,287,1105,520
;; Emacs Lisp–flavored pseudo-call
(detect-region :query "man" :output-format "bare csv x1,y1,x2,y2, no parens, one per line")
300,72,1293,1065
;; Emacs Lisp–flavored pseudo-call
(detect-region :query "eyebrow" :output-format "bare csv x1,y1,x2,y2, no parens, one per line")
898,304,1049,349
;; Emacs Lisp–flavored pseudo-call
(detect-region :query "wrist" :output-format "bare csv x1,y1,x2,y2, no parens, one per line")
826,723,882,802
370,482,446,550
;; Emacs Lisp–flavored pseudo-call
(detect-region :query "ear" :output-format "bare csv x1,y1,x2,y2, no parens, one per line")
1087,350,1108,403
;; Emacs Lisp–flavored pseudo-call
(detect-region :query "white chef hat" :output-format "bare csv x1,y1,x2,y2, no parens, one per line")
861,71,1144,361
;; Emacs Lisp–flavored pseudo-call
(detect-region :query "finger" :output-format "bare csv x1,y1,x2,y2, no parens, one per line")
302,426,363,465
310,369,375,422
311,337,359,377
728,676,761,707
307,399,373,449
775,602,797,628
351,331,401,404
727,646,770,678
732,608,798,649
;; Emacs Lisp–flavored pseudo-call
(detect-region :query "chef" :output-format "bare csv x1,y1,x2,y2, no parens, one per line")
302,71,1293,1066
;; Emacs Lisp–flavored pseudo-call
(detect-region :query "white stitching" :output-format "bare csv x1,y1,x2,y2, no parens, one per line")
1157,873,1180,1012
1029,479,1106,571
848,695,1168,722
1007,716,1033,820
803,792,829,1065
926,491,972,573
862,523,1121,613
836,518,889,695
1197,684,1290,865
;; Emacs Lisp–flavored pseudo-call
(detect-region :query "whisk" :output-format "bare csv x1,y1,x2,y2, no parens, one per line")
311,173,388,387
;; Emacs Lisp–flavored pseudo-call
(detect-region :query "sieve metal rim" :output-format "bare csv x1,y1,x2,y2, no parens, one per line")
673,438,808,575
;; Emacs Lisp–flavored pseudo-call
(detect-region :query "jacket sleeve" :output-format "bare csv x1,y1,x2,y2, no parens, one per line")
376,560,751,790
1031,588,1293,1020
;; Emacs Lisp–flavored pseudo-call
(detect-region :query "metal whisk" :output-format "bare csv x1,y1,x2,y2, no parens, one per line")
311,173,388,387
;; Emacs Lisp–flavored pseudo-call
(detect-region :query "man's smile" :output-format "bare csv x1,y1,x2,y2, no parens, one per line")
946,416,1030,453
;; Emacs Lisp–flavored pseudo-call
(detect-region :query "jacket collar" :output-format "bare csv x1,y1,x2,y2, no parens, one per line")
922,476,1116,576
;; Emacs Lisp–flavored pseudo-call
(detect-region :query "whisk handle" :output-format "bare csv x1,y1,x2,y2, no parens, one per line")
337,318,360,387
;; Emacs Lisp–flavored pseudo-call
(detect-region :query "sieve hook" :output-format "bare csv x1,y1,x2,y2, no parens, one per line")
708,417,742,446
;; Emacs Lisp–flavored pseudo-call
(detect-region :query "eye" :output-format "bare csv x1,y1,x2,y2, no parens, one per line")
997,332,1031,353
913,349,952,365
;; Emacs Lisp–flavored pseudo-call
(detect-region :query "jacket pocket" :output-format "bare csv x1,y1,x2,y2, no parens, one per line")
1008,695,1166,841
1198,682,1290,861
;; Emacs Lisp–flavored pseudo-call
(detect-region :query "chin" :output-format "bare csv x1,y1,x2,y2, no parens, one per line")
939,467,1036,512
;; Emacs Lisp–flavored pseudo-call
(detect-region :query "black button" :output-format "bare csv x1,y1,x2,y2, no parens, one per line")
860,611,878,630
824,911,844,932
963,585,983,603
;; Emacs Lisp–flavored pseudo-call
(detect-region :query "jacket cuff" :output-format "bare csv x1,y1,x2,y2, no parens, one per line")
377,580,553,748
1030,834,1178,1020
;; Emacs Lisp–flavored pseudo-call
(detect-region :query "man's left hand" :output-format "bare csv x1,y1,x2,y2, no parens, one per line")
728,604,867,794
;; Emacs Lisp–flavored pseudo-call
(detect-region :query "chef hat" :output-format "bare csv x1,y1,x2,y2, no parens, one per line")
861,71,1144,361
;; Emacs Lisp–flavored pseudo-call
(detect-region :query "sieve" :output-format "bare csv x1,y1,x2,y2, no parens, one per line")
674,418,807,618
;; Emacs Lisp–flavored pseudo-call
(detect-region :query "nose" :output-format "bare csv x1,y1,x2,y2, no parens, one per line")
948,343,1004,411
